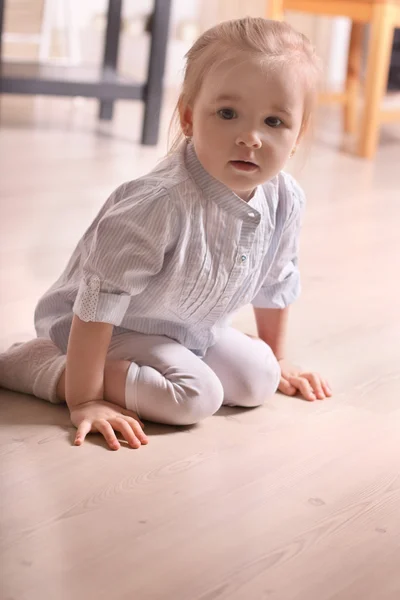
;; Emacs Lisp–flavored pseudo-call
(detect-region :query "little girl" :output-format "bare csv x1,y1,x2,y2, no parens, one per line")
0,18,332,450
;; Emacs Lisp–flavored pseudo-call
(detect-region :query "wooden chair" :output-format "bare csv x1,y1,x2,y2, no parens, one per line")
268,0,400,158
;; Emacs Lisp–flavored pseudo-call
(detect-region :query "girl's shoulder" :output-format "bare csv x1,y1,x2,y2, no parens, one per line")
263,171,306,225
278,171,306,210
111,147,192,213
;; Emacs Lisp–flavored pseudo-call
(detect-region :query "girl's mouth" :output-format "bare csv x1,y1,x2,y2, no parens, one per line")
229,160,258,172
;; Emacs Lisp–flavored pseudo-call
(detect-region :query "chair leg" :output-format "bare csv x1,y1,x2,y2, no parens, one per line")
141,0,171,145
98,0,122,121
359,4,395,158
344,21,364,135
268,0,284,21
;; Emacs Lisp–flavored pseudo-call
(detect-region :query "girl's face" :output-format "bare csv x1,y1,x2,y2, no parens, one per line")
182,55,306,201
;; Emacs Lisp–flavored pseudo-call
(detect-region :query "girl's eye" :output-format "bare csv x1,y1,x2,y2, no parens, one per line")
218,108,236,120
265,116,283,128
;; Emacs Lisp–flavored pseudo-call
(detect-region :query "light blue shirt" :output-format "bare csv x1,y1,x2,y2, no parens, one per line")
35,141,305,355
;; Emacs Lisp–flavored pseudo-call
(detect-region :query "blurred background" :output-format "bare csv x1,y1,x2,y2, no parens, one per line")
2,0,400,91
1,0,399,146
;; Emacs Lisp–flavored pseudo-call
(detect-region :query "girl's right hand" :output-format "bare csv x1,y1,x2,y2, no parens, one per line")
69,400,148,450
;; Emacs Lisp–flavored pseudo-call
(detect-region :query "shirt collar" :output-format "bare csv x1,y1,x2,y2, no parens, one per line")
184,141,263,223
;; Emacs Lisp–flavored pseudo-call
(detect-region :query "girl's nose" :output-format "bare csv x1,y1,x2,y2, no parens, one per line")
235,130,262,149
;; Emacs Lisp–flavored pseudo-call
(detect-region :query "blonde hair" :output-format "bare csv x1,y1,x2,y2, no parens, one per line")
168,17,321,153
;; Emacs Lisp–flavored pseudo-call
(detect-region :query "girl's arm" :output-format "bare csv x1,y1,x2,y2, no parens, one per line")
65,315,148,450
253,306,332,401
253,306,289,361
65,315,113,409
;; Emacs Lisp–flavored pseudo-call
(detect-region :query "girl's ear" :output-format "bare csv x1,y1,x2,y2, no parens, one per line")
290,119,310,158
178,97,194,137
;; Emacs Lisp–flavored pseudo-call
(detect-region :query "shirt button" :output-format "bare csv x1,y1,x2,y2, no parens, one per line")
240,254,247,263
248,212,255,217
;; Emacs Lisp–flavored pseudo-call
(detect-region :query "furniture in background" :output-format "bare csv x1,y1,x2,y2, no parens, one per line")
0,0,171,145
268,0,400,158
388,27,400,89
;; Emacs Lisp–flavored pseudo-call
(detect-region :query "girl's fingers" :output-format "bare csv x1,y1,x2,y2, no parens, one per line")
121,408,145,428
302,373,325,399
322,380,333,397
75,420,92,446
96,420,120,451
112,418,141,449
289,376,316,401
278,377,297,396
123,416,149,445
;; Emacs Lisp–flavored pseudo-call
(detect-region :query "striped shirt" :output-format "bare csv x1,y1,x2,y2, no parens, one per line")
35,141,305,355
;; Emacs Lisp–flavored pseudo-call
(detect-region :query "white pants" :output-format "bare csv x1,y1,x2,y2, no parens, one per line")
108,327,281,425
0,327,280,426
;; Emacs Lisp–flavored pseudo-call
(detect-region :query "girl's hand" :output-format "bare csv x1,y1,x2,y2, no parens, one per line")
278,359,332,402
69,400,148,450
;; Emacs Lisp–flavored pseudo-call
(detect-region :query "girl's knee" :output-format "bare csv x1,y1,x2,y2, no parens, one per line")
126,359,225,427
173,368,224,425
232,347,281,408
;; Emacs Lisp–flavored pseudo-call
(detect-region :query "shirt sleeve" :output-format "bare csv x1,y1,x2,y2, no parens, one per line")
251,173,306,309
73,182,178,325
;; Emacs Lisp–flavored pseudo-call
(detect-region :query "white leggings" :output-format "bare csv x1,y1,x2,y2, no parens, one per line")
108,327,281,426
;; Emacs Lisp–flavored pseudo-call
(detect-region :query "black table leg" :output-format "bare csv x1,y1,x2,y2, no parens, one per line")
99,0,122,120
0,0,5,62
141,0,171,145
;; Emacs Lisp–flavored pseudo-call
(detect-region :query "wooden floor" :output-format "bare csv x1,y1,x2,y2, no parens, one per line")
1,94,400,600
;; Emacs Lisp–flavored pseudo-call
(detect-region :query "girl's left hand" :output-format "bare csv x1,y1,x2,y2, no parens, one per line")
278,359,332,401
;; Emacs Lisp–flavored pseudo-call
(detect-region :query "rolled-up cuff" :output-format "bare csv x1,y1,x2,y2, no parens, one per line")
73,277,131,326
251,276,301,309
